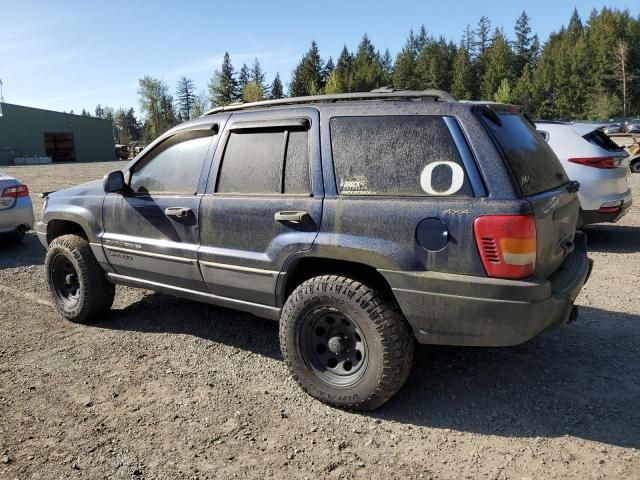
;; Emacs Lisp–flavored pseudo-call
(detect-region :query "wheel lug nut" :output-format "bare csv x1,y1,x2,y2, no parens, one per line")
327,336,345,354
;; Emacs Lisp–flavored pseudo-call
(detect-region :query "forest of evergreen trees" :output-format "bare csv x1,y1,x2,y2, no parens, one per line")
88,7,640,143
209,7,638,121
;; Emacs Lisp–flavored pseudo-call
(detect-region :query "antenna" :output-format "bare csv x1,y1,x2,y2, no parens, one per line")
0,78,4,103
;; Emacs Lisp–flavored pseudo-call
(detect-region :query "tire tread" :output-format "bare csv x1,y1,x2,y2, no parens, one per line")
45,234,115,323
280,274,414,411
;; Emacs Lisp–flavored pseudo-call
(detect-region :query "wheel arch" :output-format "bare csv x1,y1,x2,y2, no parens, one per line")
278,256,398,307
46,219,89,245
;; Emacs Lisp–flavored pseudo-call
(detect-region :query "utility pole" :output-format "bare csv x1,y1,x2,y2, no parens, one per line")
614,40,629,118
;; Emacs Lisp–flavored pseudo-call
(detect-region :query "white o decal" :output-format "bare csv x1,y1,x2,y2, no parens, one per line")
420,161,465,196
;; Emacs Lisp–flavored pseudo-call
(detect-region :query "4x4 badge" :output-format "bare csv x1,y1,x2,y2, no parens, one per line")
442,209,470,215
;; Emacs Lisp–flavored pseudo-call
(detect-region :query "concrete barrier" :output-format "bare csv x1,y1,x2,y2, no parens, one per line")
13,157,52,165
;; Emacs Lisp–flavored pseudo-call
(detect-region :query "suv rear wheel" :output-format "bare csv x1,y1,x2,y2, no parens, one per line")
280,275,414,410
45,234,115,323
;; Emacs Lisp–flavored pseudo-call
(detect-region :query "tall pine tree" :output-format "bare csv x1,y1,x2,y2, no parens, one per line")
238,63,250,94
481,29,515,100
335,46,354,92
380,49,394,86
175,76,196,120
289,41,326,96
270,73,284,99
251,58,268,97
451,41,474,99
350,34,385,92
393,31,419,89
514,11,539,74
208,52,238,106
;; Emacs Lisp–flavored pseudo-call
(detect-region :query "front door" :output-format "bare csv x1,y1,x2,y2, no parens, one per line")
102,126,218,291
198,109,323,306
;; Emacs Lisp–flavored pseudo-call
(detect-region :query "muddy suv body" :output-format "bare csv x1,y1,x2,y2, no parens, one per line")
38,91,592,410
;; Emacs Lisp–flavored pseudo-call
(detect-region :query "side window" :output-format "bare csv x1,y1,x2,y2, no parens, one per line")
217,127,310,194
217,131,283,193
130,130,213,194
330,116,473,197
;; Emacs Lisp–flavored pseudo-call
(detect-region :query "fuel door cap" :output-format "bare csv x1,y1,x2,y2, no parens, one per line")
416,217,449,252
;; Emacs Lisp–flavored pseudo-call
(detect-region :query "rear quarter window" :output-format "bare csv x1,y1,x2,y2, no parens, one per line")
330,115,473,197
482,113,568,196
583,130,625,152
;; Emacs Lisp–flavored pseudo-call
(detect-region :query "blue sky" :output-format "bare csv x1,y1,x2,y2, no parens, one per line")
1,1,637,116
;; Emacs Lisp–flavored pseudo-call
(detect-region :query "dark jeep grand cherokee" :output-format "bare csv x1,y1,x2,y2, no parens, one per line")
38,90,592,410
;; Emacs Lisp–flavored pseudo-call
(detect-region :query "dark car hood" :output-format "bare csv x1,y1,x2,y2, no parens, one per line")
49,179,104,199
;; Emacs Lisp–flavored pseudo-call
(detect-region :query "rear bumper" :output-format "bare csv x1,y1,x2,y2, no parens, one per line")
380,232,593,347
581,196,632,225
0,197,34,233
579,178,631,212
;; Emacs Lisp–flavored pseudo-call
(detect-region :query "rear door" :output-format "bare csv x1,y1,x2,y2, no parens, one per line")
197,108,323,306
481,110,579,278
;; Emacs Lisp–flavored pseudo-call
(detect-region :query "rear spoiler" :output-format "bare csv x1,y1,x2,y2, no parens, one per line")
471,103,529,128
41,190,56,198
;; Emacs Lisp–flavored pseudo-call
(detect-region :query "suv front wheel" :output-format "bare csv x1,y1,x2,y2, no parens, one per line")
45,234,115,323
280,275,414,410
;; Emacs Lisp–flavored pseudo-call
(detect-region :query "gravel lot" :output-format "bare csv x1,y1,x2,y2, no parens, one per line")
1,161,639,479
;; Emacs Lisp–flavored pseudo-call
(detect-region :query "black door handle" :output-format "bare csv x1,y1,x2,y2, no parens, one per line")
274,210,309,223
165,207,193,218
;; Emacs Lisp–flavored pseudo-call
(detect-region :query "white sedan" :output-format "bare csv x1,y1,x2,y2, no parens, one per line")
0,172,34,244
536,121,632,225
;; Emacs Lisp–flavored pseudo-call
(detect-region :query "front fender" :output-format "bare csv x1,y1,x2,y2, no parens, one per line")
43,203,102,244
41,193,113,272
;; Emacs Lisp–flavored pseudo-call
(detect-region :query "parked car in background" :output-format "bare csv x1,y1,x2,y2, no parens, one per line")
114,144,130,160
603,123,622,135
625,121,640,134
626,138,640,173
129,142,146,157
536,121,632,225
0,172,34,244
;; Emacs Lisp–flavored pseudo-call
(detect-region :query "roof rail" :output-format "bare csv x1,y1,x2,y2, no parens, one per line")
203,89,457,116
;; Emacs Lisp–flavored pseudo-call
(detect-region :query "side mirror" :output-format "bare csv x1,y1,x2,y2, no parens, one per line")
103,171,126,193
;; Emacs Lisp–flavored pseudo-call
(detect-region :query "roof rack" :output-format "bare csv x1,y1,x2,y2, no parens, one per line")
203,88,457,116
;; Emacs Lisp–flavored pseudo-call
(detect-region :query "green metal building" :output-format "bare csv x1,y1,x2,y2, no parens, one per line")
0,103,116,165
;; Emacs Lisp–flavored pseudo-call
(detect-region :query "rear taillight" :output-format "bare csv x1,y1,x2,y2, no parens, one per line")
474,215,537,280
568,157,618,169
2,184,29,197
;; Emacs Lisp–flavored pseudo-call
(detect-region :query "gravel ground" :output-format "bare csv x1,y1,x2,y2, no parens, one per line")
0,161,639,479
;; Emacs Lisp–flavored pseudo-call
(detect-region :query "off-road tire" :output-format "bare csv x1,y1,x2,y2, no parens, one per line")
45,234,115,323
280,275,414,411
